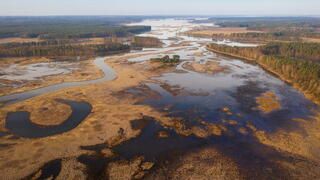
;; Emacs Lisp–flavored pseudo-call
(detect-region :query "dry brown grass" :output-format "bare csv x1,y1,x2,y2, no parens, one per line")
185,27,262,37
255,92,281,114
145,146,242,180
76,37,128,45
0,58,103,96
0,38,41,44
0,49,177,179
188,52,204,57
183,61,228,75
169,41,192,47
302,37,320,43
1,41,319,179
254,111,320,161
0,57,50,67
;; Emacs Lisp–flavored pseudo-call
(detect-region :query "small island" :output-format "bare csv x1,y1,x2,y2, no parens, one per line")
151,55,180,63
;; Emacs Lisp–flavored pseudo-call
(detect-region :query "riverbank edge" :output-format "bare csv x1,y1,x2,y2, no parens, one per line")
206,46,320,106
0,49,132,97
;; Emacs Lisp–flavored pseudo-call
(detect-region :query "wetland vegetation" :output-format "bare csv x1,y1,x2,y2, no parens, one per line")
207,42,320,104
131,36,163,48
0,16,320,180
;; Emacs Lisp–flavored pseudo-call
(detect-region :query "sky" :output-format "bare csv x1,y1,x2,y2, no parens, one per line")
0,0,319,16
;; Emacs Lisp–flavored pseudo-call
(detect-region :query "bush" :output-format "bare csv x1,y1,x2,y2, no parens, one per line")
152,55,180,63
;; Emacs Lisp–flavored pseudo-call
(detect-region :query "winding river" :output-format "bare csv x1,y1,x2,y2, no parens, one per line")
0,57,116,106
1,18,318,140
1,18,319,179
1,57,115,138
6,99,92,138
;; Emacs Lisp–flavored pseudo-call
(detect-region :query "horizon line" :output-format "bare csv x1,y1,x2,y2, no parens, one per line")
0,14,320,17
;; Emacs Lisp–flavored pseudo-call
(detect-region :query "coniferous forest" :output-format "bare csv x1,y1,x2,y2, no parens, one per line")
207,42,320,103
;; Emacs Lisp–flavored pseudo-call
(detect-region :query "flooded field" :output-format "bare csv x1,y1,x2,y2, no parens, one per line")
122,18,320,179
0,18,319,179
0,62,80,81
126,18,317,135
0,57,116,105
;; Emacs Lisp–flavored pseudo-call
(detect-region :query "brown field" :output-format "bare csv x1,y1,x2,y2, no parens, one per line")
0,41,320,179
185,27,262,37
0,53,174,179
302,37,320,43
77,37,129,45
188,51,204,56
169,41,192,47
0,38,41,44
183,61,228,75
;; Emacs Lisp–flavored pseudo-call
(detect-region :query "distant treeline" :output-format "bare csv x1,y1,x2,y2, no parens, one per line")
0,25,151,39
212,31,320,43
207,42,320,104
0,39,79,47
261,42,320,61
0,16,151,39
0,42,130,57
202,17,320,41
207,17,320,30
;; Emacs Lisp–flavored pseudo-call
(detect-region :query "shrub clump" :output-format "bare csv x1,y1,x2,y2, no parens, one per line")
151,55,180,63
